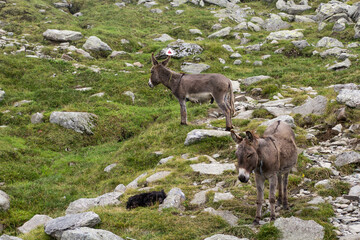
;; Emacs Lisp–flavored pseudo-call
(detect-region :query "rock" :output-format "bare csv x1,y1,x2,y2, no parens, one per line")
159,188,185,211
44,212,101,240
214,192,234,202
336,89,360,108
332,123,342,133
146,171,171,183
190,188,218,205
230,53,241,58
159,40,203,58
190,163,236,175
320,47,349,58
17,215,53,234
189,29,202,35
244,43,261,52
83,36,112,51
91,92,105,98
234,110,253,120
54,2,70,8
153,34,174,42
276,0,311,15
231,80,240,93
222,44,234,52
248,22,261,32
355,19,360,39
123,91,135,104
0,190,10,211
292,96,327,116
49,112,97,135
316,37,344,48
292,40,310,49
262,18,291,32
260,115,295,128
43,29,83,42
204,234,247,240
233,60,242,65
104,163,117,173
349,185,360,197
274,216,324,240
0,90,4,101
253,61,262,66
61,227,123,240
333,83,358,93
349,224,360,234
181,62,210,74
204,207,238,226
327,58,351,71
114,184,126,193
208,27,232,38
31,112,44,124
340,235,360,240
14,100,32,107
316,1,355,22
126,172,147,189
295,16,316,23
333,18,347,32
0,236,23,240
65,191,122,214
239,75,271,86
335,151,360,167
266,30,304,41
76,49,93,59
307,196,325,205
109,51,127,58
314,179,331,189
184,129,230,145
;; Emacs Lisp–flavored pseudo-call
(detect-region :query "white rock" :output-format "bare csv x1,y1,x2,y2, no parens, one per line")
17,214,53,234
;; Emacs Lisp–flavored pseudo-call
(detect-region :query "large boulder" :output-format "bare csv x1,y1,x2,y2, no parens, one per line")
260,115,295,128
0,235,23,240
17,214,53,234
274,216,324,240
83,36,112,51
208,27,232,38
266,30,304,41
61,227,124,240
184,129,230,145
292,96,327,116
336,89,360,108
204,207,238,226
43,29,83,42
44,212,101,240
327,58,351,71
0,190,10,211
262,18,291,32
190,163,236,175
316,37,344,48
335,151,360,167
333,83,358,93
49,112,97,135
316,1,356,22
159,40,203,58
239,75,271,86
276,0,311,15
146,171,171,183
181,62,210,74
159,188,186,211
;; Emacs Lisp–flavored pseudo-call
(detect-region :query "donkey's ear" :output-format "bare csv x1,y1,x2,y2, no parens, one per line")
245,131,255,142
231,130,243,144
161,56,171,66
151,53,158,65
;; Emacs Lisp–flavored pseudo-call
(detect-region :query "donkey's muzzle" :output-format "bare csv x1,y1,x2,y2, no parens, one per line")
148,79,154,88
238,175,249,183
238,168,250,183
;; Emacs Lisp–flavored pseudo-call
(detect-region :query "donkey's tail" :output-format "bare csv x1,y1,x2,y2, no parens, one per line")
228,81,235,116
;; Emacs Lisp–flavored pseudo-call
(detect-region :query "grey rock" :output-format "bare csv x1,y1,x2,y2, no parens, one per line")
43,29,83,42
44,212,101,240
340,234,360,240
208,27,232,38
181,62,210,74
332,123,342,133
318,22,327,31
248,22,261,32
276,0,311,15
335,151,360,167
31,112,44,124
75,49,93,59
333,19,346,32
266,30,304,40
189,29,202,35
83,36,112,51
115,2,126,7
316,37,344,48
54,2,70,8
0,190,10,211
307,196,325,205
244,43,261,52
204,207,238,226
73,12,83,17
214,192,234,202
233,60,242,65
126,172,147,189
153,34,174,42
14,100,32,107
184,129,230,145
109,51,127,58
265,107,292,117
349,185,360,197
327,58,351,71
114,184,126,193
260,115,295,128
0,236,23,240
355,19,360,39
17,214,53,234
320,47,349,58
61,227,123,240
50,112,97,135
159,40,203,58
123,91,135,104
171,0,188,7
316,1,355,22
333,83,358,93
204,234,247,240
315,179,331,189
239,75,271,86
251,17,264,25
146,171,171,183
222,44,234,52
190,163,236,175
158,156,174,165
104,163,117,173
295,15,316,23
292,96,327,116
336,89,360,108
262,18,291,32
292,40,310,49
234,110,253,120
212,23,222,30
0,90,4,101
159,188,185,211
230,53,242,58
274,216,324,240
150,8,162,13
190,188,217,205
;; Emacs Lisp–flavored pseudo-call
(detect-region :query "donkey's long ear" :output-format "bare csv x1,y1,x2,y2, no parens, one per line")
245,131,255,142
151,53,158,65
161,56,171,66
231,130,243,144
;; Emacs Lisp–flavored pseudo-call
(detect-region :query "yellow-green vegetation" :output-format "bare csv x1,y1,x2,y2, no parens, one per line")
0,0,360,239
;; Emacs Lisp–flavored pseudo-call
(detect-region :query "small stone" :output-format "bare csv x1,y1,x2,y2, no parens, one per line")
104,163,117,173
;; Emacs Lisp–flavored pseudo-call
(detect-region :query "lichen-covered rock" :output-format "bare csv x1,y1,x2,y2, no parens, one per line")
83,36,112,51
190,163,236,175
276,0,311,15
292,96,327,116
336,89,360,108
204,234,248,240
260,115,295,128
159,188,186,211
262,18,291,32
184,129,230,145
316,37,344,48
49,112,97,135
31,112,44,124
61,227,124,240
266,30,304,40
153,34,174,42
159,40,203,58
43,29,83,42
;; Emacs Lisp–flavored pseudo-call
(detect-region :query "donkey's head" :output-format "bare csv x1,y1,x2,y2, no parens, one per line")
148,53,171,88
231,130,259,183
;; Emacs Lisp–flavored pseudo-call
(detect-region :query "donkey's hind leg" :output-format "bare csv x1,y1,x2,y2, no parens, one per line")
282,172,290,210
216,97,232,131
277,174,283,206
269,174,277,221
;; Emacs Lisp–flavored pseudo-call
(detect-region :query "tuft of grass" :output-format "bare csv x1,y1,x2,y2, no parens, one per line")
252,109,274,119
256,223,281,240
317,180,351,198
304,167,332,181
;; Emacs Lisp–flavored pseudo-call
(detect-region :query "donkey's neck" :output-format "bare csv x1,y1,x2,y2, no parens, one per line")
160,68,182,91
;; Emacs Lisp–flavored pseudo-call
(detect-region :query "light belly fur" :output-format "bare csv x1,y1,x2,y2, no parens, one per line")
186,92,213,103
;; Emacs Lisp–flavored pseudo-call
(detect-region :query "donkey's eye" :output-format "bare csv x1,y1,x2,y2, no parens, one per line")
247,153,253,158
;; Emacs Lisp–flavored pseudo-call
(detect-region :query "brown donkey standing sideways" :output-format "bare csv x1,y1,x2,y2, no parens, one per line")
148,54,235,131
231,120,297,224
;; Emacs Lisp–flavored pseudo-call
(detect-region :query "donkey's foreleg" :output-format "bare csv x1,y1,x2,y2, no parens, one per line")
277,174,283,206
269,175,278,221
254,174,265,225
282,172,290,210
178,99,187,125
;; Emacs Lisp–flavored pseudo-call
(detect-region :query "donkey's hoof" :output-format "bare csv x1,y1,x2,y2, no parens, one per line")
253,219,260,226
283,204,290,210
225,127,233,131
270,216,276,222
277,200,282,206
180,122,188,126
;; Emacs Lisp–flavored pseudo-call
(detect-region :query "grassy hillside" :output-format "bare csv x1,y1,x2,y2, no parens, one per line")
0,0,359,239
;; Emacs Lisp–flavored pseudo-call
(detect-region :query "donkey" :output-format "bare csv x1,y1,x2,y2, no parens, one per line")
148,54,235,131
230,120,297,224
